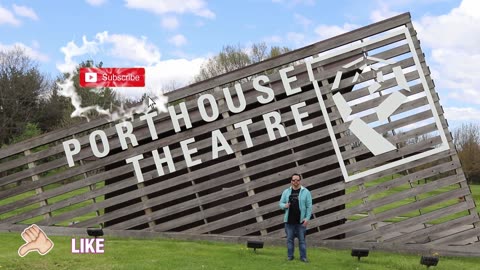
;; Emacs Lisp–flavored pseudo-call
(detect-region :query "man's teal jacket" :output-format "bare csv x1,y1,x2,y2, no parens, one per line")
279,186,313,223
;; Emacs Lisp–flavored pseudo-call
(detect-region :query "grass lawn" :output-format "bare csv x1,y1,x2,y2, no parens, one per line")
1,232,480,270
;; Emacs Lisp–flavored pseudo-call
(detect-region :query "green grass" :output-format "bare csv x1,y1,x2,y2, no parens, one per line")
470,184,480,213
0,232,480,270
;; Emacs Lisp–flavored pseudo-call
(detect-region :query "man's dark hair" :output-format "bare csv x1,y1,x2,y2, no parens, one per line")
291,173,301,179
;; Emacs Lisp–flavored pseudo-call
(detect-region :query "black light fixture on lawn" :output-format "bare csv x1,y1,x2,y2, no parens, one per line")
351,248,369,261
87,227,104,239
247,240,264,253
420,256,439,268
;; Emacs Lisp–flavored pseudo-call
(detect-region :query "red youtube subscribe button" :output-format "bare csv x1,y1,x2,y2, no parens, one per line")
79,68,145,87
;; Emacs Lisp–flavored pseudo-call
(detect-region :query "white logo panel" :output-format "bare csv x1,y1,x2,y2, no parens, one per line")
305,27,450,183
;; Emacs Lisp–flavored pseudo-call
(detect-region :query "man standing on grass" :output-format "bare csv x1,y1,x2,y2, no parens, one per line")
279,173,312,262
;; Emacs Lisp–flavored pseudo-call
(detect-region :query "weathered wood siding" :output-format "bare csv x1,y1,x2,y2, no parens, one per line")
1,13,478,253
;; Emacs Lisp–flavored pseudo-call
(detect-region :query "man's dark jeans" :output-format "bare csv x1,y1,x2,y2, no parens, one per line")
285,223,306,260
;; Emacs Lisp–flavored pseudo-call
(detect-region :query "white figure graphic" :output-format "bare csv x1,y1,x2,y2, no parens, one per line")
331,56,411,156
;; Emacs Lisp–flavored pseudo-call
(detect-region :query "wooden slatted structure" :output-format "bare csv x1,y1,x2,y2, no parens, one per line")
1,13,479,255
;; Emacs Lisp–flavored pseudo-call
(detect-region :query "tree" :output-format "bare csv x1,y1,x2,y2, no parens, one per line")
194,42,291,82
0,47,50,145
35,84,70,132
453,123,480,184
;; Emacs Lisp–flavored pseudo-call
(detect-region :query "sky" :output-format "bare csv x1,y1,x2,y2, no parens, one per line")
0,0,479,127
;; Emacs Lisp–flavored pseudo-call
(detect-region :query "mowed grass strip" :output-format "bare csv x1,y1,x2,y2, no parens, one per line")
1,232,480,270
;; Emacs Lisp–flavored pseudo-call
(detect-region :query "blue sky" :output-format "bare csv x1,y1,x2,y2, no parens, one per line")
0,0,479,126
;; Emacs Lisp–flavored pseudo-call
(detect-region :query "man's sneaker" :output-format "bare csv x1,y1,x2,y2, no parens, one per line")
300,258,308,263
287,257,294,261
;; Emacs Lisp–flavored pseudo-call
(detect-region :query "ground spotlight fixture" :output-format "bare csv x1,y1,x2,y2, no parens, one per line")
247,240,264,252
351,248,369,261
87,227,104,238
420,256,439,268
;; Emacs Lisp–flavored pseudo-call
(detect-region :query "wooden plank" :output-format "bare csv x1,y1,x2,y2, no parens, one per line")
0,118,109,160
346,132,443,172
344,148,455,190
220,95,267,235
429,227,480,246
367,199,476,243
346,184,471,242
319,51,425,97
23,149,51,220
346,187,471,241
387,214,478,243
339,111,439,152
342,123,439,161
315,195,472,241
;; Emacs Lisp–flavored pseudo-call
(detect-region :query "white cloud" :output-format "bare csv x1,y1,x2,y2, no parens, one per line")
145,57,205,88
86,0,107,6
31,40,40,49
415,0,480,53
370,2,400,22
124,0,215,18
314,23,360,40
286,32,306,47
294,13,312,28
95,32,161,65
444,107,480,122
0,5,20,26
161,16,179,30
120,57,206,98
272,0,315,5
263,35,283,44
57,32,203,120
12,4,38,20
168,34,187,47
414,0,480,105
0,42,49,62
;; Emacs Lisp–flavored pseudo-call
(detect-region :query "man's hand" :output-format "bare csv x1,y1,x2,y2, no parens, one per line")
284,202,290,209
302,220,308,227
18,224,54,257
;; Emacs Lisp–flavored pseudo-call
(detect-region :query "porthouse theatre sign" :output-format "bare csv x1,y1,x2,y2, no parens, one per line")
2,14,479,255
62,27,449,183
